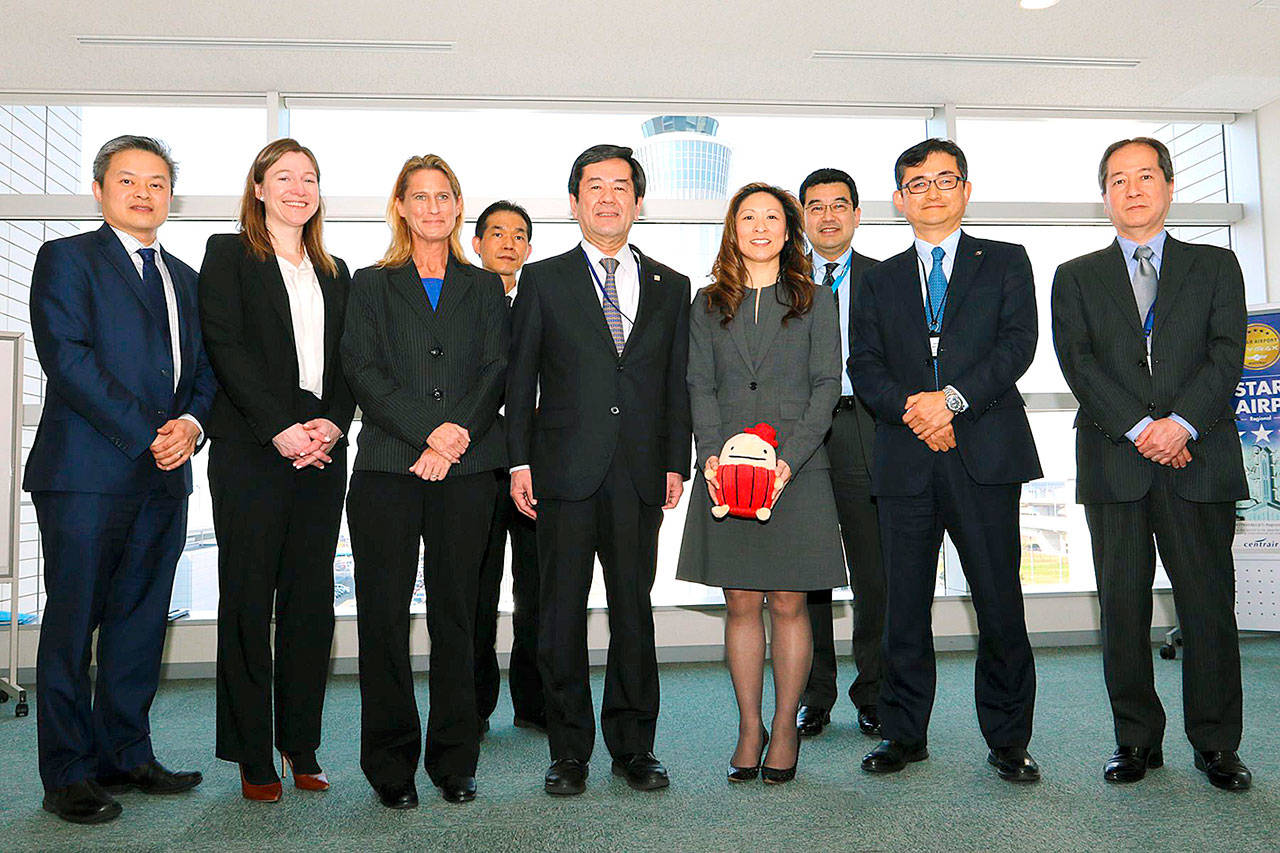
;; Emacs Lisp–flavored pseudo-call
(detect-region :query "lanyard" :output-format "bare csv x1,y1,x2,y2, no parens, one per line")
818,256,852,293
582,246,639,324
917,254,949,333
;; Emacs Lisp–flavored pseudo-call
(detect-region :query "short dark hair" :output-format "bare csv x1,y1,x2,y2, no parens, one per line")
894,138,968,189
799,168,859,208
1097,137,1174,193
567,144,646,200
475,200,533,242
92,135,177,188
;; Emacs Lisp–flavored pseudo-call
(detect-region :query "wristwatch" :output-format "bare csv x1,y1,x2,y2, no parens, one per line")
943,385,968,413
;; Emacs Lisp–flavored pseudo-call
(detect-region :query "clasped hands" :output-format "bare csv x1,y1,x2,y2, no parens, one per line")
903,391,955,452
1134,418,1192,469
150,418,202,471
704,455,792,504
272,418,343,469
409,422,470,481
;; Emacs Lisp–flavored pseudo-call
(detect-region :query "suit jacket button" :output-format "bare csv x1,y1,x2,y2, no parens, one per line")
160,368,170,377
432,389,443,400
610,406,620,415
156,410,165,417
430,348,443,357
749,381,758,390
616,364,623,372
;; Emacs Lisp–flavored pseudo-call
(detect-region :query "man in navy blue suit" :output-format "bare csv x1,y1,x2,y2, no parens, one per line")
25,136,217,824
849,138,1042,783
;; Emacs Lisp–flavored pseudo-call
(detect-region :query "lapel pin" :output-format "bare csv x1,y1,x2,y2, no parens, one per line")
975,250,983,256
653,274,661,282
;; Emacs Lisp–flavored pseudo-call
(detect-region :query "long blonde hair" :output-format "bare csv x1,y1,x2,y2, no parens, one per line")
238,138,337,278
379,154,470,268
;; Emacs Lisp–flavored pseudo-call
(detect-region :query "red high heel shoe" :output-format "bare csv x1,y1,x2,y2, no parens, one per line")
281,753,330,792
240,768,282,803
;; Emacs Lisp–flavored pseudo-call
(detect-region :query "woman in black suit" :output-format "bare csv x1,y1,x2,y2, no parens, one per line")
341,154,508,808
198,138,354,801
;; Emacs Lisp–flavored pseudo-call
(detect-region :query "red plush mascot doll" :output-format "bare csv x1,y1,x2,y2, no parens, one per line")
711,423,780,522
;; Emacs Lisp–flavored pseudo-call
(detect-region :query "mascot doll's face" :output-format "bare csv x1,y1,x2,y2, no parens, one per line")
721,432,777,469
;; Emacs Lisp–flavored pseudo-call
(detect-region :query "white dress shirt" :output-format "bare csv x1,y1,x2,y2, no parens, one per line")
580,239,639,342
911,227,967,407
109,226,203,439
276,253,326,398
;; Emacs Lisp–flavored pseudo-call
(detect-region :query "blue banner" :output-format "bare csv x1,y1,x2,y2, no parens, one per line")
1235,308,1280,552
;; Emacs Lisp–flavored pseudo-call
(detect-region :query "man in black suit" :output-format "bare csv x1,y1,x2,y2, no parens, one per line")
850,138,1042,782
794,168,885,739
506,145,691,796
471,201,545,735
1051,137,1251,791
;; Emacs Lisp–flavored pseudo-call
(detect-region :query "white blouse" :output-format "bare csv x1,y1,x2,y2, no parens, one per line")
276,253,326,398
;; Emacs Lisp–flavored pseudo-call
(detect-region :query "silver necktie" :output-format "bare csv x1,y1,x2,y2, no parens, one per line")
1133,244,1158,323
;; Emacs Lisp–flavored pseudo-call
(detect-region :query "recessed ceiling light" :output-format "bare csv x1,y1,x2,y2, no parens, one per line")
1020,0,1061,8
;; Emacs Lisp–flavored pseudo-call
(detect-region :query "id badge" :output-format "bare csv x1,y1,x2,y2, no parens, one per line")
929,334,941,358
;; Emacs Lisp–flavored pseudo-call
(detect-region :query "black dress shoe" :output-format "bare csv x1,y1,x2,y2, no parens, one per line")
42,780,122,825
861,739,928,774
988,747,1041,783
1194,751,1252,791
97,759,202,795
374,780,419,809
856,706,882,737
611,752,670,791
545,759,589,796
1104,746,1163,783
437,775,477,803
513,714,548,733
796,705,830,737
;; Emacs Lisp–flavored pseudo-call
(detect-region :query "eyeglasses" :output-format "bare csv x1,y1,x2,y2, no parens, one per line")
804,201,853,216
899,175,964,195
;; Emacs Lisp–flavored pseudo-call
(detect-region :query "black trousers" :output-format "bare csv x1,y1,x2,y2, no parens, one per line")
876,452,1036,749
347,469,497,787
33,489,185,790
211,440,346,769
1084,468,1242,751
474,470,544,724
536,452,663,762
803,406,885,711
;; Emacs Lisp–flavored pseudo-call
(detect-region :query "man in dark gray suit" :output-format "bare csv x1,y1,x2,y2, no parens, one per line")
1051,137,1251,791
794,168,886,739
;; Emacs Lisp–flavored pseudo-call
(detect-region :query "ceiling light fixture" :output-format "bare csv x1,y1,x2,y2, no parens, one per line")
1019,0,1062,8
76,35,453,53
811,50,1137,69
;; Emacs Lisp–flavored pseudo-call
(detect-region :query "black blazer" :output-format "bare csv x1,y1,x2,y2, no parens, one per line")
198,234,355,447
849,232,1043,496
1051,236,1248,504
342,254,507,477
506,245,692,505
838,251,881,463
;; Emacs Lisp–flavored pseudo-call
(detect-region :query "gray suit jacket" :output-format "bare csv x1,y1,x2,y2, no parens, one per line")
687,284,841,474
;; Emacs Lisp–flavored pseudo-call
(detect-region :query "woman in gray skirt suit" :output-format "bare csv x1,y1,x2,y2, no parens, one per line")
676,183,846,784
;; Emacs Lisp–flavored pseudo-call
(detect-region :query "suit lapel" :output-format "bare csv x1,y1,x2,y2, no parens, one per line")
1150,236,1189,342
318,263,344,397
888,247,931,351
568,248,623,356
940,232,985,331
160,247,196,389
624,247,663,360
435,254,473,320
388,260,443,340
257,253,298,359
1099,240,1144,335
751,288,784,369
95,224,168,328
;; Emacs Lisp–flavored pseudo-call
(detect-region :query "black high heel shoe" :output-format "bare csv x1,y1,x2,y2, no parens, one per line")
762,737,799,785
727,730,770,783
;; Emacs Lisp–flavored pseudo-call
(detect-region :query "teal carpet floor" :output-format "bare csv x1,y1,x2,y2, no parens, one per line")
0,639,1277,852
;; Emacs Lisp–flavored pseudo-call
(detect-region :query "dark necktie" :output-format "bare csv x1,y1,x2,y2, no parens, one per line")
137,247,173,358
600,257,625,354
822,262,838,289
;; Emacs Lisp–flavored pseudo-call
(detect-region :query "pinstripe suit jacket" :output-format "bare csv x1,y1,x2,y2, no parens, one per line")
1051,236,1248,504
342,254,508,477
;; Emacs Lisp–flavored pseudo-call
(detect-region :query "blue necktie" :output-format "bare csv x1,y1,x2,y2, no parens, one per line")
927,245,947,331
137,248,173,356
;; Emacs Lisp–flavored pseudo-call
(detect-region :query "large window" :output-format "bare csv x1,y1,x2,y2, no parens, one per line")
0,99,1253,620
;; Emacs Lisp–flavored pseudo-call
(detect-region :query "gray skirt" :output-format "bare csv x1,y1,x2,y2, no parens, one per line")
675,467,847,591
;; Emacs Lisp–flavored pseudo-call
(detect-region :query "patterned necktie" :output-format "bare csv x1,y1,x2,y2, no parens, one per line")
822,262,838,289
137,247,173,356
600,256,625,354
927,245,947,331
1133,244,1158,324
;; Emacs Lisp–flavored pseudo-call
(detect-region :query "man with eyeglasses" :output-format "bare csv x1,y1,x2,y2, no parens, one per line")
1051,137,1250,791
794,169,886,741
849,138,1042,782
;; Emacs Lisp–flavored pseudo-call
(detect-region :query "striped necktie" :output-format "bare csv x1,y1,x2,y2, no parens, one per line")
600,257,625,354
